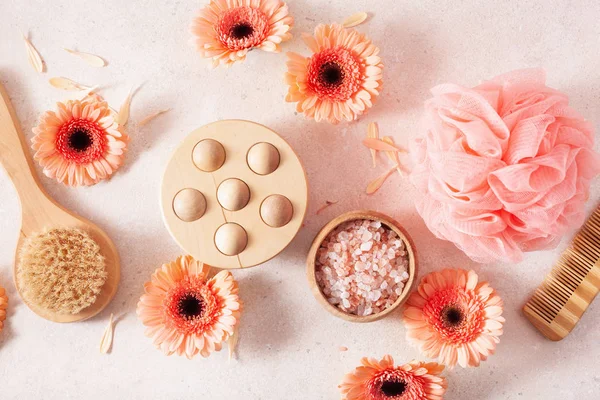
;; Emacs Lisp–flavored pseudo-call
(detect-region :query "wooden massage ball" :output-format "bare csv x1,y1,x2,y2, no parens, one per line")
247,142,280,175
193,139,225,172
260,194,293,228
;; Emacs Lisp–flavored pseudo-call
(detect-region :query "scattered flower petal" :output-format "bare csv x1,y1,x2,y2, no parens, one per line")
138,108,171,127
382,136,405,176
228,324,240,361
99,313,115,354
363,137,406,153
64,48,106,68
316,200,338,215
22,34,45,73
366,165,398,194
367,122,379,167
117,87,135,126
49,77,91,91
342,12,368,28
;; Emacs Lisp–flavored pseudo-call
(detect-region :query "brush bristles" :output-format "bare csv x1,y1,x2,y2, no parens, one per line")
18,228,107,314
526,207,600,324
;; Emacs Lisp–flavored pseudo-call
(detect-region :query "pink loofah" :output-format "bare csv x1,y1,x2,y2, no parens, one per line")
410,69,600,263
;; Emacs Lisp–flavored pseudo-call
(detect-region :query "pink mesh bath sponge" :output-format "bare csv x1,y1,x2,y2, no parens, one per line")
410,68,600,263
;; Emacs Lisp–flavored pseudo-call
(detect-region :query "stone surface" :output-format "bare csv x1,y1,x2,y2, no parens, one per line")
0,0,599,399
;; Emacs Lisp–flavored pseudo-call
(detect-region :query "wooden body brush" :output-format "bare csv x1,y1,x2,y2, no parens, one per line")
523,206,600,340
0,82,120,323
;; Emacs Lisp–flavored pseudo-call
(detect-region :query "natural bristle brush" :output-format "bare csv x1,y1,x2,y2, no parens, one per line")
523,205,600,341
0,81,120,323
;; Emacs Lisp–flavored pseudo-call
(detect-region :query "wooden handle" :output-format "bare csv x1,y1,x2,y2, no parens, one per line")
0,82,46,208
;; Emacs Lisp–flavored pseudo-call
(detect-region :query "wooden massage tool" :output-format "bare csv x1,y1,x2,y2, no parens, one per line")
161,120,308,269
0,82,119,322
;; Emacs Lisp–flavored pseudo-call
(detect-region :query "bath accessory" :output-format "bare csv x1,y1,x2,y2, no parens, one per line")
523,205,600,341
410,68,600,264
161,120,308,269
306,210,417,322
0,82,119,323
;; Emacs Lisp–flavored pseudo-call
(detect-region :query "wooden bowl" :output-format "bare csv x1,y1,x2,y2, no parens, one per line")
306,210,418,323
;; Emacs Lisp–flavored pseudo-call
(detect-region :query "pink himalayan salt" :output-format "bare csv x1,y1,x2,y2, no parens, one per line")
315,219,410,316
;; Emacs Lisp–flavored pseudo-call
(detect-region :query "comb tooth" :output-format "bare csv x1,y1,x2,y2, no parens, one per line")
533,289,562,314
527,295,555,322
584,221,600,239
565,250,592,277
580,228,600,245
559,260,584,284
545,273,574,298
574,234,600,259
590,209,600,224
550,268,578,291
540,280,569,306
573,243,598,268
580,229,600,250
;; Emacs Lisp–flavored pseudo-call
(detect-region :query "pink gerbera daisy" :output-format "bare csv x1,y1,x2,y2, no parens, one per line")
191,0,294,68
137,255,242,359
285,23,384,124
31,96,128,186
403,269,505,368
339,355,447,400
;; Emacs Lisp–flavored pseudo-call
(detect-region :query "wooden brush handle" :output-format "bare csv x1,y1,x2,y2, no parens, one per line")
0,82,46,207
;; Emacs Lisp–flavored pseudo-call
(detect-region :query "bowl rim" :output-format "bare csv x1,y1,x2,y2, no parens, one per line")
306,210,419,323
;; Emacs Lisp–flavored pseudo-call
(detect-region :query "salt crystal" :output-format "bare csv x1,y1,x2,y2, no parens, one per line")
360,241,373,251
361,231,373,241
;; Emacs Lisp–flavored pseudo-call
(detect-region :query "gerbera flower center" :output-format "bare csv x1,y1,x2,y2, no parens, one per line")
421,287,486,345
230,22,254,39
441,304,464,328
55,119,108,164
164,277,221,335
380,380,407,397
68,129,93,152
307,47,363,102
319,62,344,87
217,7,269,51
178,294,204,318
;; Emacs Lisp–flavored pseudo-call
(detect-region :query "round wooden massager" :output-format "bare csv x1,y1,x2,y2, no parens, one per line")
161,120,308,269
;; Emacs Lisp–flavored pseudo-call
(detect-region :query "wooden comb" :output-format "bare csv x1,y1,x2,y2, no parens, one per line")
523,206,600,340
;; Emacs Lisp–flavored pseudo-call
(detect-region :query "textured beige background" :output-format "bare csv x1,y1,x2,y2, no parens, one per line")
1,1,599,399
